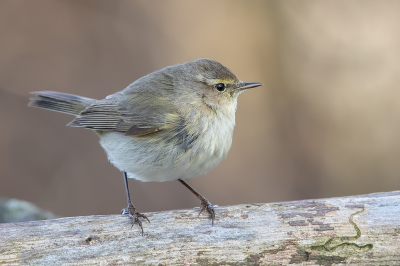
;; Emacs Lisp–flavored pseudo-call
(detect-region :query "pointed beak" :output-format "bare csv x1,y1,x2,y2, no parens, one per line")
238,82,263,91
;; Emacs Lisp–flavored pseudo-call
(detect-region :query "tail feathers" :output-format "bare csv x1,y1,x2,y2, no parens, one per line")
28,91,96,115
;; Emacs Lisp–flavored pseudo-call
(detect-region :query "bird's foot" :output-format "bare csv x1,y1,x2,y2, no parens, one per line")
121,203,150,235
198,197,215,225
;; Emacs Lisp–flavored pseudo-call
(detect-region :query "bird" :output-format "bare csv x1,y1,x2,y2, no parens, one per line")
28,58,262,234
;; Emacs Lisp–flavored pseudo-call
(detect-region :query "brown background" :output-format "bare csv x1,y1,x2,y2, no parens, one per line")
1,0,399,218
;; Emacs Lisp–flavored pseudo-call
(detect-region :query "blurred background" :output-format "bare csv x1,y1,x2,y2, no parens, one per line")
1,0,400,219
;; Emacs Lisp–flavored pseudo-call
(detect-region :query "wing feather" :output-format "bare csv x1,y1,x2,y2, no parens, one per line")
68,73,178,134
67,94,169,135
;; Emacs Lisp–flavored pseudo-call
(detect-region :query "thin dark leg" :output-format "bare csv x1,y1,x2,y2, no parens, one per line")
121,171,150,235
178,179,215,225
123,171,132,206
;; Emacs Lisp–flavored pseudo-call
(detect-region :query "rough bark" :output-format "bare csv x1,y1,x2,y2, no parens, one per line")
1,191,399,265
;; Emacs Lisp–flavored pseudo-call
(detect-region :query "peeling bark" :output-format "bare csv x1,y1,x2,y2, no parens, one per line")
1,191,399,265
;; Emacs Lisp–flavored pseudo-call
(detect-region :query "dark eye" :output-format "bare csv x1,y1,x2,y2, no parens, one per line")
215,83,226,92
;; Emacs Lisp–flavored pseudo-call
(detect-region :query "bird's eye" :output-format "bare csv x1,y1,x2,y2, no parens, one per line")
215,83,226,92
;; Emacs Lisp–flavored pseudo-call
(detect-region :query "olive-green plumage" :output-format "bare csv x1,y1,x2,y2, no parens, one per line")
29,58,262,230
29,58,261,182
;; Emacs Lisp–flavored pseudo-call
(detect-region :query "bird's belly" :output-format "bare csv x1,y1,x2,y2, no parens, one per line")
99,130,232,182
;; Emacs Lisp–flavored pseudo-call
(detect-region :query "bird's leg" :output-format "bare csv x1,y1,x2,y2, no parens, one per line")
178,179,215,225
121,171,149,235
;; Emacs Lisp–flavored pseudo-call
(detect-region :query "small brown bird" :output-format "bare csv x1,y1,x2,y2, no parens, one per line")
29,58,262,234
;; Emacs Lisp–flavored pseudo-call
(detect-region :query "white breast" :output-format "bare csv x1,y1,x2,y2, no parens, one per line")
99,104,236,182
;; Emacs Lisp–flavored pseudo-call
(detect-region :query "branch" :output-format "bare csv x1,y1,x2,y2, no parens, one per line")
1,191,399,265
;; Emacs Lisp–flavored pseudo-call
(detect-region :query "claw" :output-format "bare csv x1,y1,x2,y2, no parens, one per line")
177,179,216,226
122,203,150,235
199,198,215,226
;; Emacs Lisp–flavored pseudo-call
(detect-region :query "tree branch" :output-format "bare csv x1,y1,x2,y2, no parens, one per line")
1,191,399,265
